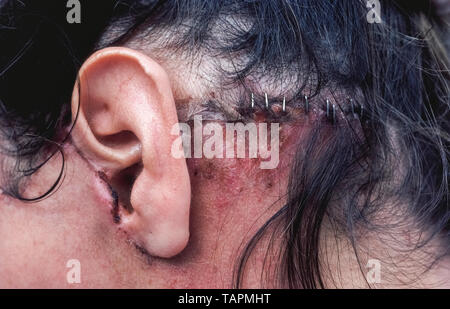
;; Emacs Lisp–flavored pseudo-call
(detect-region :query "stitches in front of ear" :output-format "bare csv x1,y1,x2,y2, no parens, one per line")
247,92,366,124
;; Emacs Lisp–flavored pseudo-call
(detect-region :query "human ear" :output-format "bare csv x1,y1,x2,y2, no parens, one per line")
70,47,190,258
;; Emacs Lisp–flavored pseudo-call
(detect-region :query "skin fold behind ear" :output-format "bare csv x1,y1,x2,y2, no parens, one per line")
70,47,191,258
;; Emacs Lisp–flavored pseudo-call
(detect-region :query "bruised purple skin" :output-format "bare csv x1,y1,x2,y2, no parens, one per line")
186,121,306,209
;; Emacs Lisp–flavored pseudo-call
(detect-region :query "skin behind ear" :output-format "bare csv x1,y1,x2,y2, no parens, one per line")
71,47,191,258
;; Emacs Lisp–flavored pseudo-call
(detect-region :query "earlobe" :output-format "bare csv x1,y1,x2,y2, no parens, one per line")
71,47,191,258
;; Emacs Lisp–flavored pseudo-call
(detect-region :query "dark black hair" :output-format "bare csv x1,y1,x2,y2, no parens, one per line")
0,0,448,288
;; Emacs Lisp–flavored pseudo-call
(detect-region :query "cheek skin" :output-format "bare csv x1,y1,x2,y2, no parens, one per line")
0,144,159,288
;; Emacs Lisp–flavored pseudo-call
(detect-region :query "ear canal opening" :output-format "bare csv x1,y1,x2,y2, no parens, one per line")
109,162,143,214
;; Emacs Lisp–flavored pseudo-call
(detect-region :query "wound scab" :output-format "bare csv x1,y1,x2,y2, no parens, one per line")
96,171,121,224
